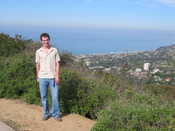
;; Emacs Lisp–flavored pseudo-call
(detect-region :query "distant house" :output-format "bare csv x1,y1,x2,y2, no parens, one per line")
89,66,104,70
135,68,142,72
85,61,91,66
103,68,111,73
152,68,160,74
153,75,162,82
164,77,172,82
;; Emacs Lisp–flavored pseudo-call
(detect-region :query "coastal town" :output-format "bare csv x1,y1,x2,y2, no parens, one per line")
75,44,175,85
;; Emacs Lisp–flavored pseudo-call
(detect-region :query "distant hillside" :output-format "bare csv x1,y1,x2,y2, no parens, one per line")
76,44,175,70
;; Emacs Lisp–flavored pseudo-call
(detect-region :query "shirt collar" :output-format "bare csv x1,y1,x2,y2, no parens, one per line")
39,47,54,54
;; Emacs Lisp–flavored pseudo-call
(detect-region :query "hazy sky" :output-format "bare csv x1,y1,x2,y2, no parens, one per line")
1,0,175,30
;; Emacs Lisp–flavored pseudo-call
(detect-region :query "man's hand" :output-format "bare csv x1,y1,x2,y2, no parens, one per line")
55,76,60,85
36,77,39,83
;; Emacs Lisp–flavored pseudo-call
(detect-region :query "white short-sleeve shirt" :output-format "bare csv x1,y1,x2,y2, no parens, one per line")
35,47,61,78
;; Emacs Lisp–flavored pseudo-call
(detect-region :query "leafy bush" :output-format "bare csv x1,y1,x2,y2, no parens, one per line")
92,103,175,131
0,33,25,57
60,68,116,119
0,54,39,100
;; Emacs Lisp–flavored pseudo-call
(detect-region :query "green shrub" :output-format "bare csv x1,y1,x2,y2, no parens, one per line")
92,103,175,131
60,68,116,119
0,54,41,104
0,33,25,57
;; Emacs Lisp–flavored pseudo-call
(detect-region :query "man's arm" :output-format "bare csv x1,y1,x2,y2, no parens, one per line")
36,63,40,82
35,51,40,82
55,61,60,84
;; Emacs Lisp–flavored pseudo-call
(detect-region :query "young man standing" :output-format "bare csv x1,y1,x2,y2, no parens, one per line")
35,33,62,121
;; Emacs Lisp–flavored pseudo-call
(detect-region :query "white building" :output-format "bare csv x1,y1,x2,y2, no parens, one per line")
143,63,150,71
135,68,142,72
85,61,91,66
103,68,111,73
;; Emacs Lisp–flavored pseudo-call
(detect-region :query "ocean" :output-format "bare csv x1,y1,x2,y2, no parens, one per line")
1,25,175,55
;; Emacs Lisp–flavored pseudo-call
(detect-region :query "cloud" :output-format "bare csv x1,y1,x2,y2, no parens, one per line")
84,0,95,3
155,0,175,5
159,0,175,4
133,0,175,7
83,0,175,6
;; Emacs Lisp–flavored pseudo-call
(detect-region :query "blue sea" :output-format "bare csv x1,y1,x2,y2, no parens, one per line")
1,25,175,55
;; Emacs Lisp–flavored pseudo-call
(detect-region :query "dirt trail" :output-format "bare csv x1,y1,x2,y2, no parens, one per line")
0,99,96,131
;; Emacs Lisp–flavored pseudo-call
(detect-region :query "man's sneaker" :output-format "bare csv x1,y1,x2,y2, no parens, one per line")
42,116,50,121
54,117,62,121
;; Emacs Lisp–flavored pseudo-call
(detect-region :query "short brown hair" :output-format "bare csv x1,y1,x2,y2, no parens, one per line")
40,33,50,41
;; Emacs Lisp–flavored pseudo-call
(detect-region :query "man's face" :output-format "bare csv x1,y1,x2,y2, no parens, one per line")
41,36,50,47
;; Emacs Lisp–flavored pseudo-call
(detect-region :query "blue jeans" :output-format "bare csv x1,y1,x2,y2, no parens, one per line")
39,78,60,118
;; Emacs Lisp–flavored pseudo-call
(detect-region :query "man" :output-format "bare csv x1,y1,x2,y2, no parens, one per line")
35,33,62,121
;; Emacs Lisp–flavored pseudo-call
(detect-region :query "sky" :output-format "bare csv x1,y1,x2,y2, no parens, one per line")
1,0,175,30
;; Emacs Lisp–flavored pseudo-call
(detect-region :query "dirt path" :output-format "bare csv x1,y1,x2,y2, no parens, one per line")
0,99,96,131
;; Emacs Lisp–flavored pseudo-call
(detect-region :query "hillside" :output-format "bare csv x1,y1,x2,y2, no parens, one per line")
76,44,175,70
2,33,175,130
0,33,114,130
